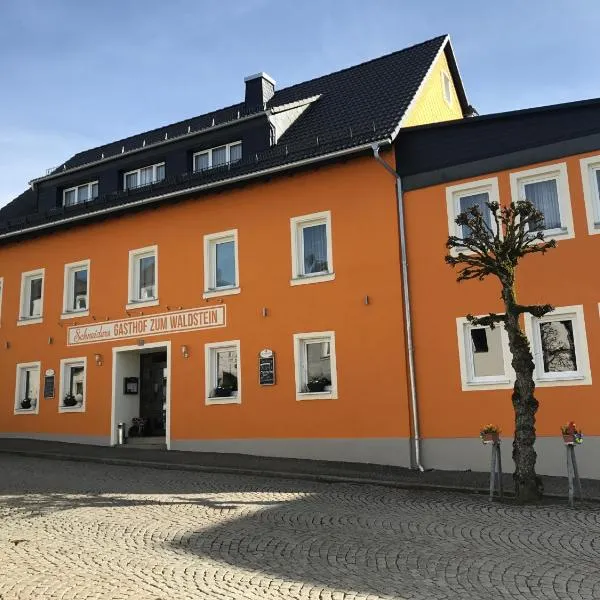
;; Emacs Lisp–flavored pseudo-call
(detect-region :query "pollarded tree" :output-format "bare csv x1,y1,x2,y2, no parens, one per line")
445,201,555,503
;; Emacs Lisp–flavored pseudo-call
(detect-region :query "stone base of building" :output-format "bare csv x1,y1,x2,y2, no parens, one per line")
0,432,111,446
421,436,598,479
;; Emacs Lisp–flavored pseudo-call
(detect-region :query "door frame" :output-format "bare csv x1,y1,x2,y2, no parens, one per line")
111,340,171,448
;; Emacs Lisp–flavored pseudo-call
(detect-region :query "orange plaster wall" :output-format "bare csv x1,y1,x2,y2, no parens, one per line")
404,151,600,440
0,154,411,442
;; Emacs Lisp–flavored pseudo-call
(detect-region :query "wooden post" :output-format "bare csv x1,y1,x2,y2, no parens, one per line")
566,443,583,507
488,440,503,502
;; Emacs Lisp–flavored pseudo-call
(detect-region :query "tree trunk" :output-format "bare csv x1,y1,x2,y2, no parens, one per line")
502,282,543,503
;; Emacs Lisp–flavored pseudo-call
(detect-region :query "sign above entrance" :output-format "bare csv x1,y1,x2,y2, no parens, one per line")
67,306,226,346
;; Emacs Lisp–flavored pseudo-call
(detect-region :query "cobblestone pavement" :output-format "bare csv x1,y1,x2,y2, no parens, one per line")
1,456,600,600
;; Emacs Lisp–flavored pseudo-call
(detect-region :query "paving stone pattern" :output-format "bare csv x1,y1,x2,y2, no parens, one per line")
1,455,600,600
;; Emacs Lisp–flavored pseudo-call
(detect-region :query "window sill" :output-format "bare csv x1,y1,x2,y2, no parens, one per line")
126,299,159,310
463,378,512,391
61,310,90,320
535,373,590,387
13,407,38,415
59,404,85,413
205,396,241,406
290,273,335,286
296,391,338,401
17,317,43,326
203,287,241,299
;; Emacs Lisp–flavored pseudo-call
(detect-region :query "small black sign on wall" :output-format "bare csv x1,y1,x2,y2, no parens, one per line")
259,349,275,386
44,370,55,399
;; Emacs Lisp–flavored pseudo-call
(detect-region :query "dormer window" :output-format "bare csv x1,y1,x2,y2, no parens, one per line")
193,142,242,172
63,181,98,206
124,163,165,190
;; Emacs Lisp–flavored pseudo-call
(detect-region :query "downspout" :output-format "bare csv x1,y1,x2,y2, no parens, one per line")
371,143,424,472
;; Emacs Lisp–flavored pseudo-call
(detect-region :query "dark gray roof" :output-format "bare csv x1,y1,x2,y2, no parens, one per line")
1,34,467,237
396,97,600,190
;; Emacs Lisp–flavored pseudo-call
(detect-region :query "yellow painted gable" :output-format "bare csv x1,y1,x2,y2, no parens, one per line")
402,50,463,127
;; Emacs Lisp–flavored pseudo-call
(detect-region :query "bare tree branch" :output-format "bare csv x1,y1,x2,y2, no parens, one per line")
466,312,506,328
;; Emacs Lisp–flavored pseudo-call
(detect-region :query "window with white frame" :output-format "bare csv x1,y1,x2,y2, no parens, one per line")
59,358,87,411
19,269,44,323
446,178,500,245
293,331,338,400
579,154,600,235
525,305,591,386
456,317,512,390
62,260,90,317
193,142,242,172
442,72,452,106
290,211,334,285
128,246,158,307
203,230,239,297
14,362,40,414
63,181,99,207
123,163,165,190
509,163,574,239
205,341,241,404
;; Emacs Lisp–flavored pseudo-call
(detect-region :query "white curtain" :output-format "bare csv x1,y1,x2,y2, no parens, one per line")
523,180,561,230
195,153,209,172
229,143,242,163
212,146,227,167
302,224,328,274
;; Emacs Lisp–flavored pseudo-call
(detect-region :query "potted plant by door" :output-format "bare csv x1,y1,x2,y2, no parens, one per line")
561,422,583,445
307,376,330,393
63,393,78,407
20,398,32,410
480,424,500,444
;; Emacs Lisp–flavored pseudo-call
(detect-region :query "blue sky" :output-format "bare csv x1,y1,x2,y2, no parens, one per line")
1,0,599,208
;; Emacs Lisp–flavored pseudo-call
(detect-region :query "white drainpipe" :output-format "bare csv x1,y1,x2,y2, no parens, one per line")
371,142,424,472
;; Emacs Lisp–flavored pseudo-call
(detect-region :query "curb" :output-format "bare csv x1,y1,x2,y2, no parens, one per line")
1,447,596,504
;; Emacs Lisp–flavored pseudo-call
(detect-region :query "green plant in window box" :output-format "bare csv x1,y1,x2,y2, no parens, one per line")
63,394,78,407
306,376,331,393
20,398,32,410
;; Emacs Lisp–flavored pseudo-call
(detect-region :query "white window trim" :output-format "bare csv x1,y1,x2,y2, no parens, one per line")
290,210,334,286
445,178,501,256
14,361,41,415
63,181,98,206
509,162,574,241
579,154,600,235
193,141,242,172
293,331,338,401
203,230,241,299
524,305,591,387
127,245,159,309
61,259,90,319
441,71,452,106
204,340,241,405
58,357,87,413
0,276,3,328
18,268,45,326
123,162,165,190
455,317,514,391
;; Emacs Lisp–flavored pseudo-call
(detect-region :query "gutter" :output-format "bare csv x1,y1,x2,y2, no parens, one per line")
371,142,424,472
1,140,385,241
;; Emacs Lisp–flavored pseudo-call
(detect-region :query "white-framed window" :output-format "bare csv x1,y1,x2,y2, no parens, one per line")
203,230,240,299
442,71,452,106
525,305,591,386
579,154,600,235
293,331,338,400
62,260,90,318
205,340,241,405
14,361,41,415
63,181,99,207
59,357,87,412
509,163,574,240
446,178,500,251
127,246,158,309
193,142,242,172
123,162,165,190
290,211,334,285
18,268,44,325
456,317,513,391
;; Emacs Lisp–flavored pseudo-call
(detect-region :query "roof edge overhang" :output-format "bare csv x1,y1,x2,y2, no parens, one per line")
4,138,391,243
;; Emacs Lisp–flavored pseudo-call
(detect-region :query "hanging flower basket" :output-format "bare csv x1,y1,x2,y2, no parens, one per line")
480,424,500,444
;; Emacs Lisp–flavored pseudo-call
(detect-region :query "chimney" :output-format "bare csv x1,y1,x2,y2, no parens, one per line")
244,72,276,110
